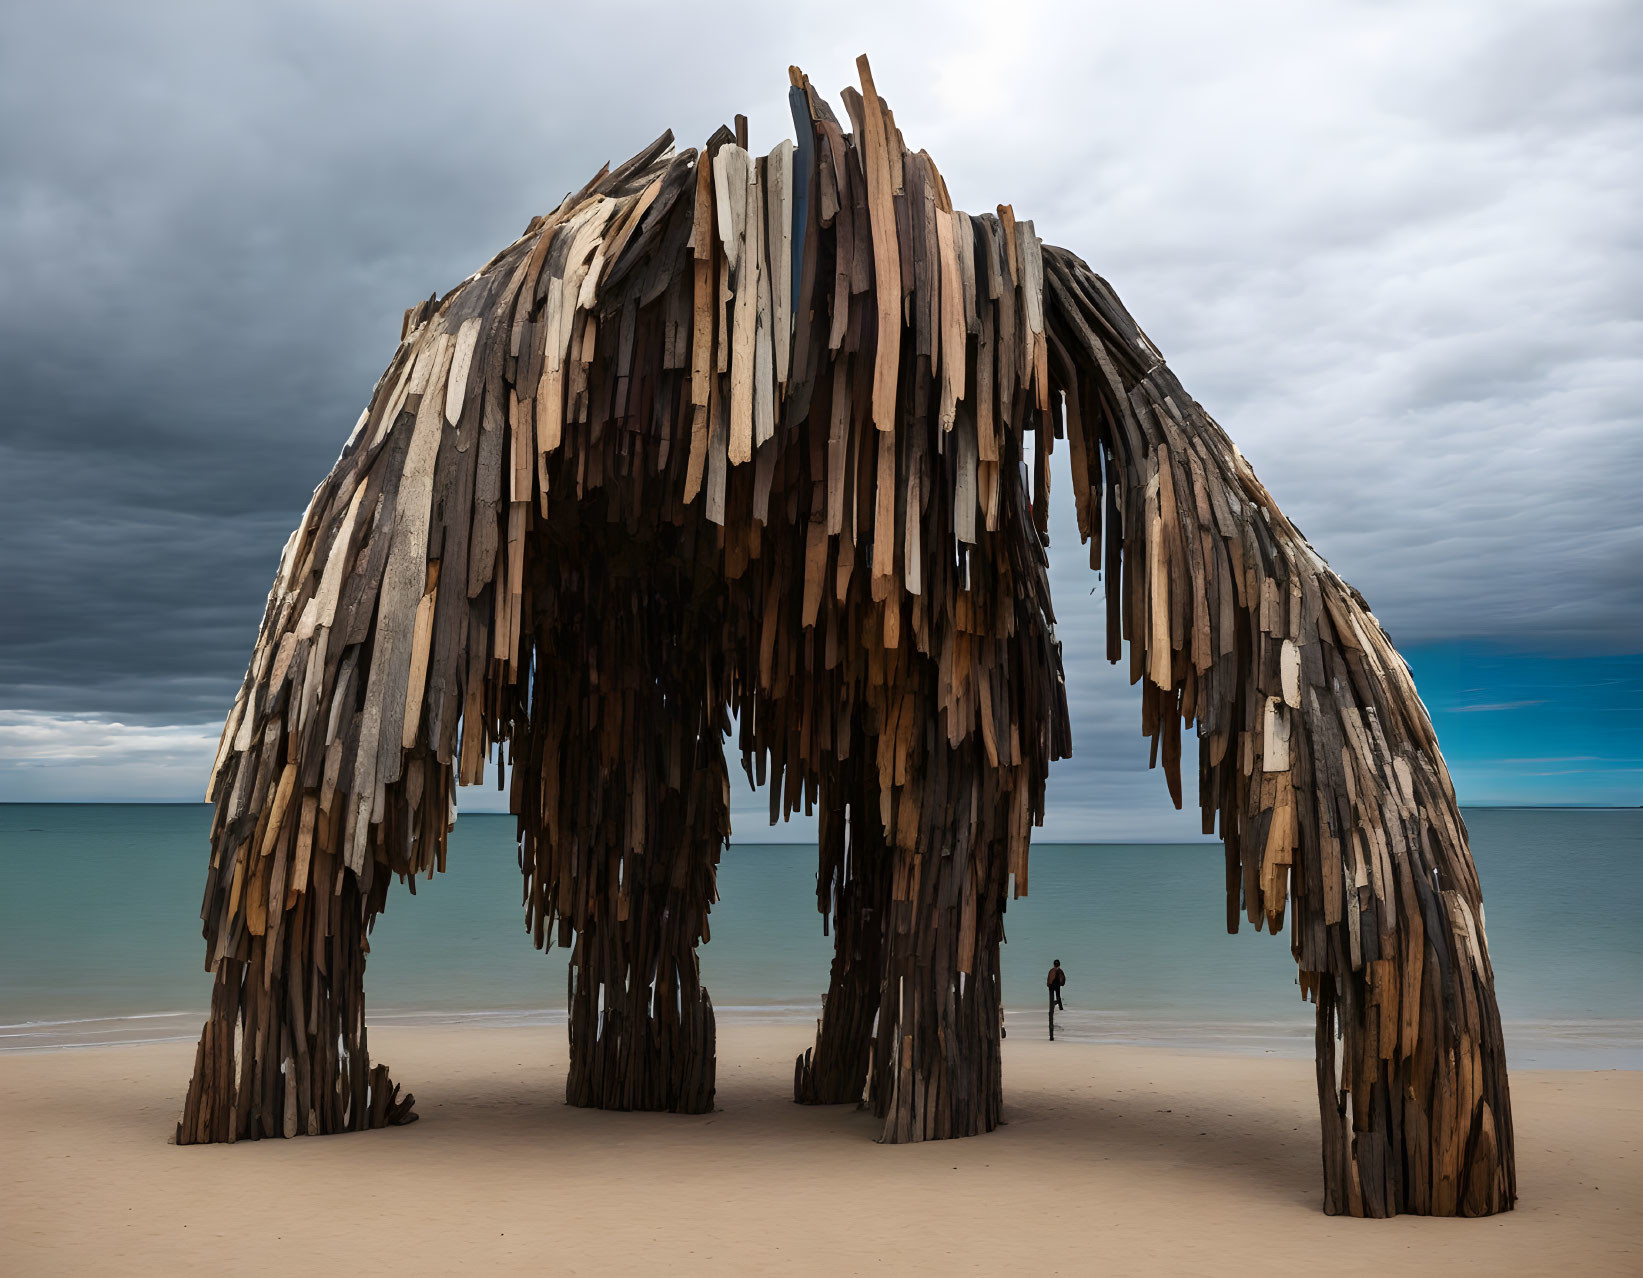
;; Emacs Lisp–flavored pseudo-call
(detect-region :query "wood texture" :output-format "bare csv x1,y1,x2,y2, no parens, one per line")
178,57,1514,1219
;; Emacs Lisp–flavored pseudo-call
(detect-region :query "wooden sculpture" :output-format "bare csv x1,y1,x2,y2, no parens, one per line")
179,58,1515,1218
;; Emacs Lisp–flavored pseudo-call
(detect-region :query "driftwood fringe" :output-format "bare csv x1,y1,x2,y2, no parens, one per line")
179,58,1513,1218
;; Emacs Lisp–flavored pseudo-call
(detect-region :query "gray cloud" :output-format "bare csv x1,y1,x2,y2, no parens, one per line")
1,1,1637,818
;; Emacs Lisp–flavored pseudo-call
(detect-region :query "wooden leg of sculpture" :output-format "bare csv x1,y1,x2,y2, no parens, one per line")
866,745,1009,1143
520,565,726,1115
178,861,416,1143
795,750,890,1106
561,732,723,1114
1312,874,1515,1216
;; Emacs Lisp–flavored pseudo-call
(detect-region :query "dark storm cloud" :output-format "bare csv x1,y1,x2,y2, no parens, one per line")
0,1,1637,810
0,0,796,722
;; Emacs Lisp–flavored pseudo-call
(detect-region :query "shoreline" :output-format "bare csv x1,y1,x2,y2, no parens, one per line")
5,1005,1640,1070
2,1022,1638,1275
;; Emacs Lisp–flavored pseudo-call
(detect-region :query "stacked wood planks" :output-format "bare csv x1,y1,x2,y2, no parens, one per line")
179,56,1513,1218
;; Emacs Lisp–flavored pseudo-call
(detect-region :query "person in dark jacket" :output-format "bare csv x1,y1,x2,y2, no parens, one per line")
1046,960,1067,1039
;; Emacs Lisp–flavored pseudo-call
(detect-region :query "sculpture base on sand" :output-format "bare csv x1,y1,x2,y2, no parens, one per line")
176,876,416,1144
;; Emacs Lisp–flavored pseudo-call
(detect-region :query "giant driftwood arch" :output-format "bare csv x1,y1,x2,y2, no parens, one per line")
179,60,1514,1217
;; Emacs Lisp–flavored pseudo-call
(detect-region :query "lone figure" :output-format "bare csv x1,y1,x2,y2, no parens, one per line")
1047,960,1067,1040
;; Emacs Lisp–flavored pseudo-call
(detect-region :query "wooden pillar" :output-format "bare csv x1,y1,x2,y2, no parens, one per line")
867,842,1007,1142
177,866,416,1144
560,737,723,1115
1312,887,1515,1216
517,562,728,1115
795,753,890,1106
863,746,1011,1143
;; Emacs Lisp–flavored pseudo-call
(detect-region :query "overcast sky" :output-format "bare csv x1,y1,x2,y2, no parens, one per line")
1,0,1638,832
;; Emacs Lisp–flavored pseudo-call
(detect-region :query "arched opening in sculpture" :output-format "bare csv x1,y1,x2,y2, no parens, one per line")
179,59,1515,1218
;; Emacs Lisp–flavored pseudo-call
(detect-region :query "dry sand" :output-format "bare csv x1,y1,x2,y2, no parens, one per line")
2,1023,1637,1275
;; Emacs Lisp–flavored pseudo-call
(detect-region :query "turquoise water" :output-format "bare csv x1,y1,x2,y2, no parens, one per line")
1,804,1637,1066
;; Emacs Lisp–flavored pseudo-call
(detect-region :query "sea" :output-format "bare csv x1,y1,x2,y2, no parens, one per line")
2,804,1638,1068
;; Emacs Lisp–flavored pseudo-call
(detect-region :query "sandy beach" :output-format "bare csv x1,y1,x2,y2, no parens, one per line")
1,1022,1636,1275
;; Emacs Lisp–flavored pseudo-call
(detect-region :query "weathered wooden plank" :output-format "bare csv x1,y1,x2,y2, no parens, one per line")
855,57,902,434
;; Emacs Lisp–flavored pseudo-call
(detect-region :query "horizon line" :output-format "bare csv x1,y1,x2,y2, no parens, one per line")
2,800,1637,817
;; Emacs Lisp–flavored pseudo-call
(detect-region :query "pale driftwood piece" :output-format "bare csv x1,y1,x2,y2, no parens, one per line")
716,145,755,465
179,58,1514,1221
444,316,483,425
768,138,795,392
751,154,775,451
684,146,716,503
933,180,964,431
854,56,901,433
